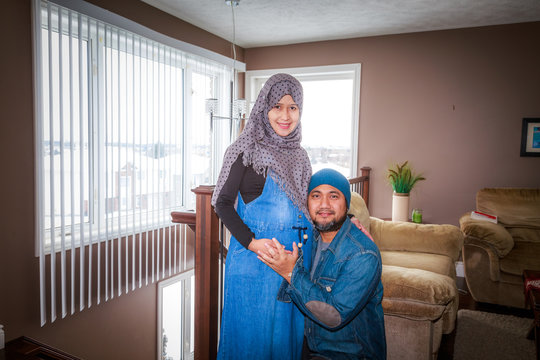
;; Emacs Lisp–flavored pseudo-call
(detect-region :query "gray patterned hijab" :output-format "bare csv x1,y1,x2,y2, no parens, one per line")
211,73,312,216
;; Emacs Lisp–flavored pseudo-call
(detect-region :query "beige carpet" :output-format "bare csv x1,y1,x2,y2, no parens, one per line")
453,309,535,360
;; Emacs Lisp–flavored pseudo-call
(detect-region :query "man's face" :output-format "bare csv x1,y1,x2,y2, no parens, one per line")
308,184,348,232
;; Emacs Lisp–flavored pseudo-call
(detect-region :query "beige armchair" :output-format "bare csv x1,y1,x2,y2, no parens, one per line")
460,188,540,308
349,192,464,360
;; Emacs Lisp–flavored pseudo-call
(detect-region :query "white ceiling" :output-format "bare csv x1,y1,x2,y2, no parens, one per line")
141,0,540,48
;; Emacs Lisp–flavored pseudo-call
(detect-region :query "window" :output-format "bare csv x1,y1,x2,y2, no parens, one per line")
33,0,243,325
246,65,361,177
34,0,235,253
158,270,195,360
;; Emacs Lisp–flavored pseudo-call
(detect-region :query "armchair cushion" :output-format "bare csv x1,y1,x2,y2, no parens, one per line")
369,217,463,261
459,213,514,257
381,265,458,333
381,251,456,278
506,227,540,243
477,188,540,228
348,191,370,233
499,241,540,276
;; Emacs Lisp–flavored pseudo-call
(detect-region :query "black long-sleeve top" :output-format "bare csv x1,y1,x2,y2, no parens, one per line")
214,154,266,249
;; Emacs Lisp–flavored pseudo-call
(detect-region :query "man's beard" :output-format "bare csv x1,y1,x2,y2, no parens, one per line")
313,212,348,233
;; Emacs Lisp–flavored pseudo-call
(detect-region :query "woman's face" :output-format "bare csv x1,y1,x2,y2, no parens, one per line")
267,94,300,137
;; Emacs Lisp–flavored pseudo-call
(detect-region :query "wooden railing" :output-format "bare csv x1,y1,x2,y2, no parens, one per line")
170,167,371,359
171,186,220,360
349,166,371,208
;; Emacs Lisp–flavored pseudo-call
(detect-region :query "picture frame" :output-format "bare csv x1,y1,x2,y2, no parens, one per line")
520,118,540,157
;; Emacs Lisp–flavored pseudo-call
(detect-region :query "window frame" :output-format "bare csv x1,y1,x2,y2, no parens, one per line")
245,64,361,177
157,269,195,360
33,0,244,255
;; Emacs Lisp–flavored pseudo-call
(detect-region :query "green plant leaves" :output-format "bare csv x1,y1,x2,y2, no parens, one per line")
387,161,425,193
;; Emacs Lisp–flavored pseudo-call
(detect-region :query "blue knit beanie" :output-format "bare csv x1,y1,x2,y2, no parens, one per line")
308,168,351,208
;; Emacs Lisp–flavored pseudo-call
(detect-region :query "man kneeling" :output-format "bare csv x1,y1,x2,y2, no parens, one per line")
258,168,386,360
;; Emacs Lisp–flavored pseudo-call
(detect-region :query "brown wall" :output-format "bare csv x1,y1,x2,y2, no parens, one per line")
245,22,540,224
0,0,235,359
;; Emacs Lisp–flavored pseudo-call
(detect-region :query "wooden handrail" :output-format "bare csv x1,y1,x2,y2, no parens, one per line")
170,210,196,225
170,210,196,232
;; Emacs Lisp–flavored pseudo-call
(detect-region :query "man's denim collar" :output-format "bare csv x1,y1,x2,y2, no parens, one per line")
313,216,352,254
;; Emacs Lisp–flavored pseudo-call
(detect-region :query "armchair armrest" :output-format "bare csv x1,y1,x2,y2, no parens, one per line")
369,217,464,261
459,213,514,257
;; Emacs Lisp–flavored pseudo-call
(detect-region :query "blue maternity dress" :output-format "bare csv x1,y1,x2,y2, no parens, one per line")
217,175,312,360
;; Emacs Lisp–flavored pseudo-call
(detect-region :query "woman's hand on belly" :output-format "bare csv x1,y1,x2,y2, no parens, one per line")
248,237,287,255
257,239,298,284
248,238,273,254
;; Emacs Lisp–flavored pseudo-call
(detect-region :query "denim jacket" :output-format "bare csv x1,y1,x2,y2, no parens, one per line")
278,217,386,359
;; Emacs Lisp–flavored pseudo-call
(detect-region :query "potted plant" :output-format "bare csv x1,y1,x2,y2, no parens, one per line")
387,161,425,222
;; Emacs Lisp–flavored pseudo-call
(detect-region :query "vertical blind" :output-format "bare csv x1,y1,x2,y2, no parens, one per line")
34,0,234,325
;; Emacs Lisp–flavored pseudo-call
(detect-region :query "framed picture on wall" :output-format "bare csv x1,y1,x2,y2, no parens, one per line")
520,118,540,157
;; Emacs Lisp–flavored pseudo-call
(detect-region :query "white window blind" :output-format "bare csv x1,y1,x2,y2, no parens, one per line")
33,0,237,325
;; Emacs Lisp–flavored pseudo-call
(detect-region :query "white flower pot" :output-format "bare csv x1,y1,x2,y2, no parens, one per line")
392,192,410,222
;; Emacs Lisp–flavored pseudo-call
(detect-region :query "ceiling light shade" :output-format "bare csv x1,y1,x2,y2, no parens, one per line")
205,98,218,114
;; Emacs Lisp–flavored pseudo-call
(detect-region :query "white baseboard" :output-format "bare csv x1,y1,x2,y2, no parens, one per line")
456,261,464,278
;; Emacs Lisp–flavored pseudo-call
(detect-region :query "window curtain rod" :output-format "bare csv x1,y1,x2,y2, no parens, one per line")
50,0,246,72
